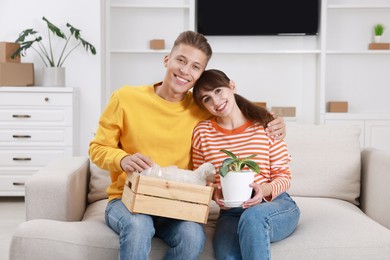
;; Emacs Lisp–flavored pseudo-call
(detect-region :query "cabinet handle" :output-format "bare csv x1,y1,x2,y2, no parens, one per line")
13,182,25,186
44,97,49,102
12,114,31,118
12,135,32,139
12,157,32,161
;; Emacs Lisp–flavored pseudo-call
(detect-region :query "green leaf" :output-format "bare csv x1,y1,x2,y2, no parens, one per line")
221,158,233,170
42,17,66,39
243,154,257,160
219,164,230,177
15,29,37,43
11,37,42,58
220,149,237,159
79,37,97,55
66,23,80,39
244,161,260,173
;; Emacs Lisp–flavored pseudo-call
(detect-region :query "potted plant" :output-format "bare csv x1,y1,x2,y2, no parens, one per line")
218,149,260,207
11,16,97,86
374,24,385,43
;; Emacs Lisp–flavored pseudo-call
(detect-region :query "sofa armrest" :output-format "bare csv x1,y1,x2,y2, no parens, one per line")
26,156,90,222
360,148,390,229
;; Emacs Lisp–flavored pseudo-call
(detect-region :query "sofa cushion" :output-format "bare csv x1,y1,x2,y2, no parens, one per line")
82,199,217,259
88,161,110,204
271,197,390,259
285,125,361,205
12,197,390,260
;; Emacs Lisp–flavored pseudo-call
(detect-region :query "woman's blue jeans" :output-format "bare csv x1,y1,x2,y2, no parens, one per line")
214,192,300,260
105,198,205,260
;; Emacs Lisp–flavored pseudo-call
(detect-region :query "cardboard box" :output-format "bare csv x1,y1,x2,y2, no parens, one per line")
0,63,34,86
122,172,213,224
328,101,348,113
253,102,267,108
271,106,296,117
150,39,165,50
0,42,21,63
368,43,390,50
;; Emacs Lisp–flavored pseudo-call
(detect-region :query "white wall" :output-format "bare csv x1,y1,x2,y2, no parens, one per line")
0,0,102,156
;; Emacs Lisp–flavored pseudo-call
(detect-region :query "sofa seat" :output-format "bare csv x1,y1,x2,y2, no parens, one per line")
11,196,390,259
10,125,390,259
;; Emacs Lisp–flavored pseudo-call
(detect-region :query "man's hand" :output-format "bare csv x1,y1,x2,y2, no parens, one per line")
265,114,286,140
120,153,153,173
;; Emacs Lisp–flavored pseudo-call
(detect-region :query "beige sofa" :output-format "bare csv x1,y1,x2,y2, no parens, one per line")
10,125,390,259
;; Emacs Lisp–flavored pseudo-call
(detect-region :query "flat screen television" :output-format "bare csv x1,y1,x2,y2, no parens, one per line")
196,0,320,36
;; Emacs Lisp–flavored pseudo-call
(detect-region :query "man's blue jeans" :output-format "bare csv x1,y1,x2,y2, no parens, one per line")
214,192,300,260
105,198,205,260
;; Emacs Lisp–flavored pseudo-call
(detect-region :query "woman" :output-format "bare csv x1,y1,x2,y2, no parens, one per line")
191,69,300,260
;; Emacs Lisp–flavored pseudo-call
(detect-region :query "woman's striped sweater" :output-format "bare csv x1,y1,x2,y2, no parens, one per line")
191,118,292,200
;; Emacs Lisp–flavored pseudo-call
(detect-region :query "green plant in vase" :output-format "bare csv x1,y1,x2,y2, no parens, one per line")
11,16,97,86
218,149,260,206
374,24,385,43
11,16,96,67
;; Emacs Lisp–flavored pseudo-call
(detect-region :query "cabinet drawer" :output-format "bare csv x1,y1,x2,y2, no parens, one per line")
0,149,72,167
0,175,29,193
0,107,72,125
0,92,72,106
0,128,72,146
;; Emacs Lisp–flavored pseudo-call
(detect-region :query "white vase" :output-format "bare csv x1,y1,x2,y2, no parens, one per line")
220,170,255,207
374,35,382,43
42,67,66,87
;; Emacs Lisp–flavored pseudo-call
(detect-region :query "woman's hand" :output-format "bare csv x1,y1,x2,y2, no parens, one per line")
242,183,272,209
120,153,153,173
208,182,230,210
242,183,264,208
265,114,286,140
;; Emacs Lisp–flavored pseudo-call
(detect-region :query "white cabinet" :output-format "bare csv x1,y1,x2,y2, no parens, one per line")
364,120,390,153
0,87,78,196
324,114,390,153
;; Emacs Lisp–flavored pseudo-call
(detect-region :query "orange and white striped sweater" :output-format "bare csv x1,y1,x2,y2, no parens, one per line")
191,118,292,200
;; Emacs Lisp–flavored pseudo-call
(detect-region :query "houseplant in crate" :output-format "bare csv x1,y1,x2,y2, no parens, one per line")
374,23,385,43
11,16,96,86
219,149,260,207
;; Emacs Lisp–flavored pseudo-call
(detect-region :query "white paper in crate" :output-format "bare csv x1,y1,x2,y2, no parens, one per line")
140,163,216,186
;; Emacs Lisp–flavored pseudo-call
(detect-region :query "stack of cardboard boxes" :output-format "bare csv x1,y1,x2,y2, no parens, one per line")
0,42,34,86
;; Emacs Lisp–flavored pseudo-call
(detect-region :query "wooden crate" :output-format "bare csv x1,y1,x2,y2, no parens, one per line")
122,172,214,224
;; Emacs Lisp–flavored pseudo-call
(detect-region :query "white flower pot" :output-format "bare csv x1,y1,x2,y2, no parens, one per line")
220,170,255,207
374,35,382,43
42,67,66,87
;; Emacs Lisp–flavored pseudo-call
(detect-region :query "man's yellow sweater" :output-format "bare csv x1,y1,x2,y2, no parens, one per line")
89,84,210,201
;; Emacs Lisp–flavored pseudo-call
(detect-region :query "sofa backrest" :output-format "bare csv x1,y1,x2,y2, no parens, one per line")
284,124,361,205
87,124,362,206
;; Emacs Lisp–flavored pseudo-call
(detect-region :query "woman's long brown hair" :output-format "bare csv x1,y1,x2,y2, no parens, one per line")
193,69,274,128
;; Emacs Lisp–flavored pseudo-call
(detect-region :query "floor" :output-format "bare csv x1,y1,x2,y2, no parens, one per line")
0,197,25,260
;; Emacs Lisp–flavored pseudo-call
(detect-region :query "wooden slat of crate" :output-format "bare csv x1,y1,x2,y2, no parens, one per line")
127,172,213,204
122,184,210,224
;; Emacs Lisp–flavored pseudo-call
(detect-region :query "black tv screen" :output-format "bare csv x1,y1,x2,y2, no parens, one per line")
196,0,320,36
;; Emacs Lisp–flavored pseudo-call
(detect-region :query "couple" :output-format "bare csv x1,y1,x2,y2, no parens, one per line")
89,31,300,260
